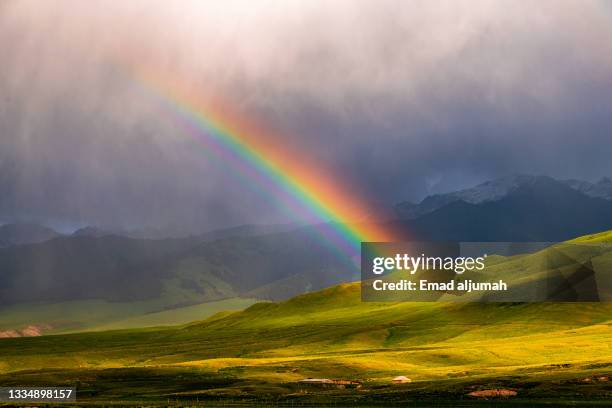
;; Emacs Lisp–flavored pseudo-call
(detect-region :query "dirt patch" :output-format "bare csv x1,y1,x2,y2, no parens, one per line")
468,388,517,398
0,324,52,338
0,329,20,338
579,376,609,383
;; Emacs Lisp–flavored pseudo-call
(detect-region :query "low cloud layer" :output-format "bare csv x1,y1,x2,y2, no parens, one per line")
1,0,611,232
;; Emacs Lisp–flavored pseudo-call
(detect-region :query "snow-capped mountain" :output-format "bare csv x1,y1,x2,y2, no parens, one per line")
562,177,612,201
396,175,612,219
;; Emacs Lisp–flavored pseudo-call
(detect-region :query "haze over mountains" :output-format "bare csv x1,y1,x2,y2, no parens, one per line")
0,223,61,248
2,174,612,311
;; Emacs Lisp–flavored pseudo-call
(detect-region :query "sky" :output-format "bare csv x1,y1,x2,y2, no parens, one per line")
1,0,611,233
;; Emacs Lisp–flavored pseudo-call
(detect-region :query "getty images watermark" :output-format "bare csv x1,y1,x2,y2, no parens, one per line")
361,242,611,302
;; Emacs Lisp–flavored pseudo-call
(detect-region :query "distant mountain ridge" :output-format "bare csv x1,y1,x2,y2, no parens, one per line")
395,174,612,219
562,176,612,200
405,176,612,241
71,223,297,241
72,226,112,238
0,228,353,306
2,174,612,309
0,223,61,248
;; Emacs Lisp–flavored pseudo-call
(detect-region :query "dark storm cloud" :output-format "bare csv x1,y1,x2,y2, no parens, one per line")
0,0,611,231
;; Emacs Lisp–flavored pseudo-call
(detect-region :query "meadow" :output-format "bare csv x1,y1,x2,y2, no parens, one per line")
0,232,610,405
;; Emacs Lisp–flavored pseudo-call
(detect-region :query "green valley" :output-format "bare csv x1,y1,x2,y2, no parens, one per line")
0,232,611,405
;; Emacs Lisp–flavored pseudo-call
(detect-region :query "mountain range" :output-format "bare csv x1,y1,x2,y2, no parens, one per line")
404,175,612,241
395,174,612,219
2,174,612,312
0,223,61,248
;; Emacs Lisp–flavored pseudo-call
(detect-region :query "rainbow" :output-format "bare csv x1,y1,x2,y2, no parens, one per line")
132,69,401,256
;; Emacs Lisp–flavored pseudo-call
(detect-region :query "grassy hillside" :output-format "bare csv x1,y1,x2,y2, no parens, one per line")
0,287,610,404
0,233,610,404
0,226,356,309
571,230,612,243
0,225,352,333
91,297,259,331
0,297,259,335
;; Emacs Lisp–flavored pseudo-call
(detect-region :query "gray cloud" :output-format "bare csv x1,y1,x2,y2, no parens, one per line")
1,0,611,232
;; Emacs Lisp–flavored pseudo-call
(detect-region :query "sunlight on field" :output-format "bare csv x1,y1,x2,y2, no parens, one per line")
0,234,611,403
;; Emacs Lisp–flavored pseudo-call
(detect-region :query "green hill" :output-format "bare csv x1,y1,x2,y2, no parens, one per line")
0,297,260,335
0,227,350,333
0,234,611,404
